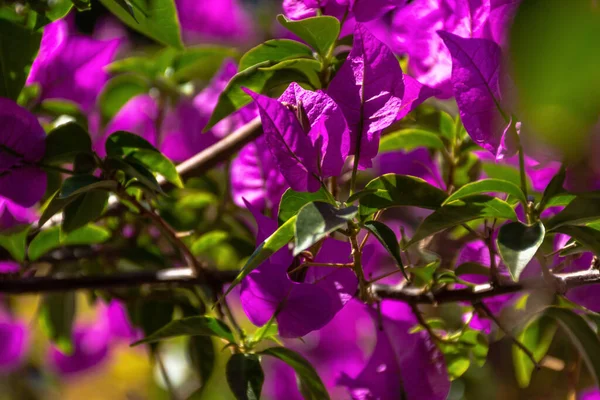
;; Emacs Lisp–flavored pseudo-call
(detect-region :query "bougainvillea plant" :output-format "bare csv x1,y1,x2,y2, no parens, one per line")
0,0,599,398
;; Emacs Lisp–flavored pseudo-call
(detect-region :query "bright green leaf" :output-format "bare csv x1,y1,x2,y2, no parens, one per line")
546,197,600,231
239,39,314,72
277,15,340,57
379,129,445,153
443,179,527,206
278,187,332,225
358,174,448,220
513,315,557,388
0,225,29,262
171,46,239,83
127,149,183,188
28,225,111,261
100,0,183,49
554,225,600,256
294,202,357,256
408,195,517,245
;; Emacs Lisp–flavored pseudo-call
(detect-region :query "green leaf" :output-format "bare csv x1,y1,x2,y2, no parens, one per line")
100,0,183,49
28,225,111,261
538,165,566,211
542,307,600,386
98,74,149,121
171,46,239,83
40,293,76,354
259,347,330,400
513,315,557,388
497,221,545,281
206,59,321,130
59,175,117,198
43,122,92,165
105,130,157,156
226,354,264,400
294,202,357,256
481,162,532,191
379,129,445,153
277,15,340,57
0,20,42,100
554,225,600,256
546,197,600,231
346,189,377,204
278,187,331,225
224,216,296,296
38,191,78,228
188,336,215,386
127,149,183,188
363,220,406,278
358,174,448,220
62,191,110,233
0,225,29,261
408,195,517,245
443,179,527,206
106,56,157,77
132,316,235,345
191,230,229,256
107,157,164,194
239,39,314,72
39,99,87,124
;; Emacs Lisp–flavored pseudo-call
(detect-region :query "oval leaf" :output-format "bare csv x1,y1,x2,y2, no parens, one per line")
359,174,448,220
226,354,264,400
239,39,314,72
276,15,340,57
294,202,357,256
43,122,92,165
443,179,527,206
278,188,331,225
497,221,545,281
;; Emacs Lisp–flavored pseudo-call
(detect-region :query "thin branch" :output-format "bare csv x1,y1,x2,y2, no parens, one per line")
475,300,540,369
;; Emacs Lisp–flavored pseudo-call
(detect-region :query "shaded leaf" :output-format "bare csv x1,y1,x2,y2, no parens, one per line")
358,174,448,220
278,188,331,225
40,293,76,354
62,191,110,233
132,316,234,346
408,195,517,245
363,220,405,278
260,347,330,400
0,225,29,262
294,202,357,256
99,74,149,121
379,129,445,153
513,315,557,388
43,122,92,165
59,175,117,198
188,336,215,386
554,225,600,256
546,197,600,231
226,354,264,400
29,225,111,261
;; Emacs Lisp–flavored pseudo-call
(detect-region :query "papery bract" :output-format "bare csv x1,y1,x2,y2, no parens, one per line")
0,98,47,207
0,196,38,231
244,89,321,192
396,75,440,121
328,23,404,168
0,316,29,372
176,0,255,44
376,148,444,189
439,31,512,157
230,136,289,212
279,82,351,178
49,323,110,376
27,19,120,112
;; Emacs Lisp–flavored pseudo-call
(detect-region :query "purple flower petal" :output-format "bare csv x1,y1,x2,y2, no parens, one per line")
49,322,110,376
0,197,38,230
352,0,406,22
0,166,47,208
376,148,444,188
102,300,141,342
244,89,321,192
28,19,120,112
0,317,28,372
397,75,439,121
279,83,351,178
439,31,512,156
328,23,404,168
231,136,289,212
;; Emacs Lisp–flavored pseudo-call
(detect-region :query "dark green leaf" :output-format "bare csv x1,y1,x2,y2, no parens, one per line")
171,46,239,83
239,39,314,72
62,191,110,233
260,347,330,400
112,0,137,20
554,225,600,256
106,56,157,77
481,162,532,191
127,150,183,188
346,189,377,204
358,174,448,220
98,74,149,121
206,59,321,130
0,225,29,261
188,336,215,386
542,307,600,386
40,293,76,354
538,165,566,211
226,354,264,400
38,191,78,228
106,157,163,193
379,129,445,153
28,225,111,261
100,0,183,49
363,220,405,278
294,202,357,256
0,20,42,100
132,316,235,345
278,187,331,225
408,195,517,245
546,197,600,231
105,130,157,156
443,178,527,206
277,15,340,57
513,315,557,388
43,122,92,165
59,175,117,198
497,221,545,281
224,216,296,296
